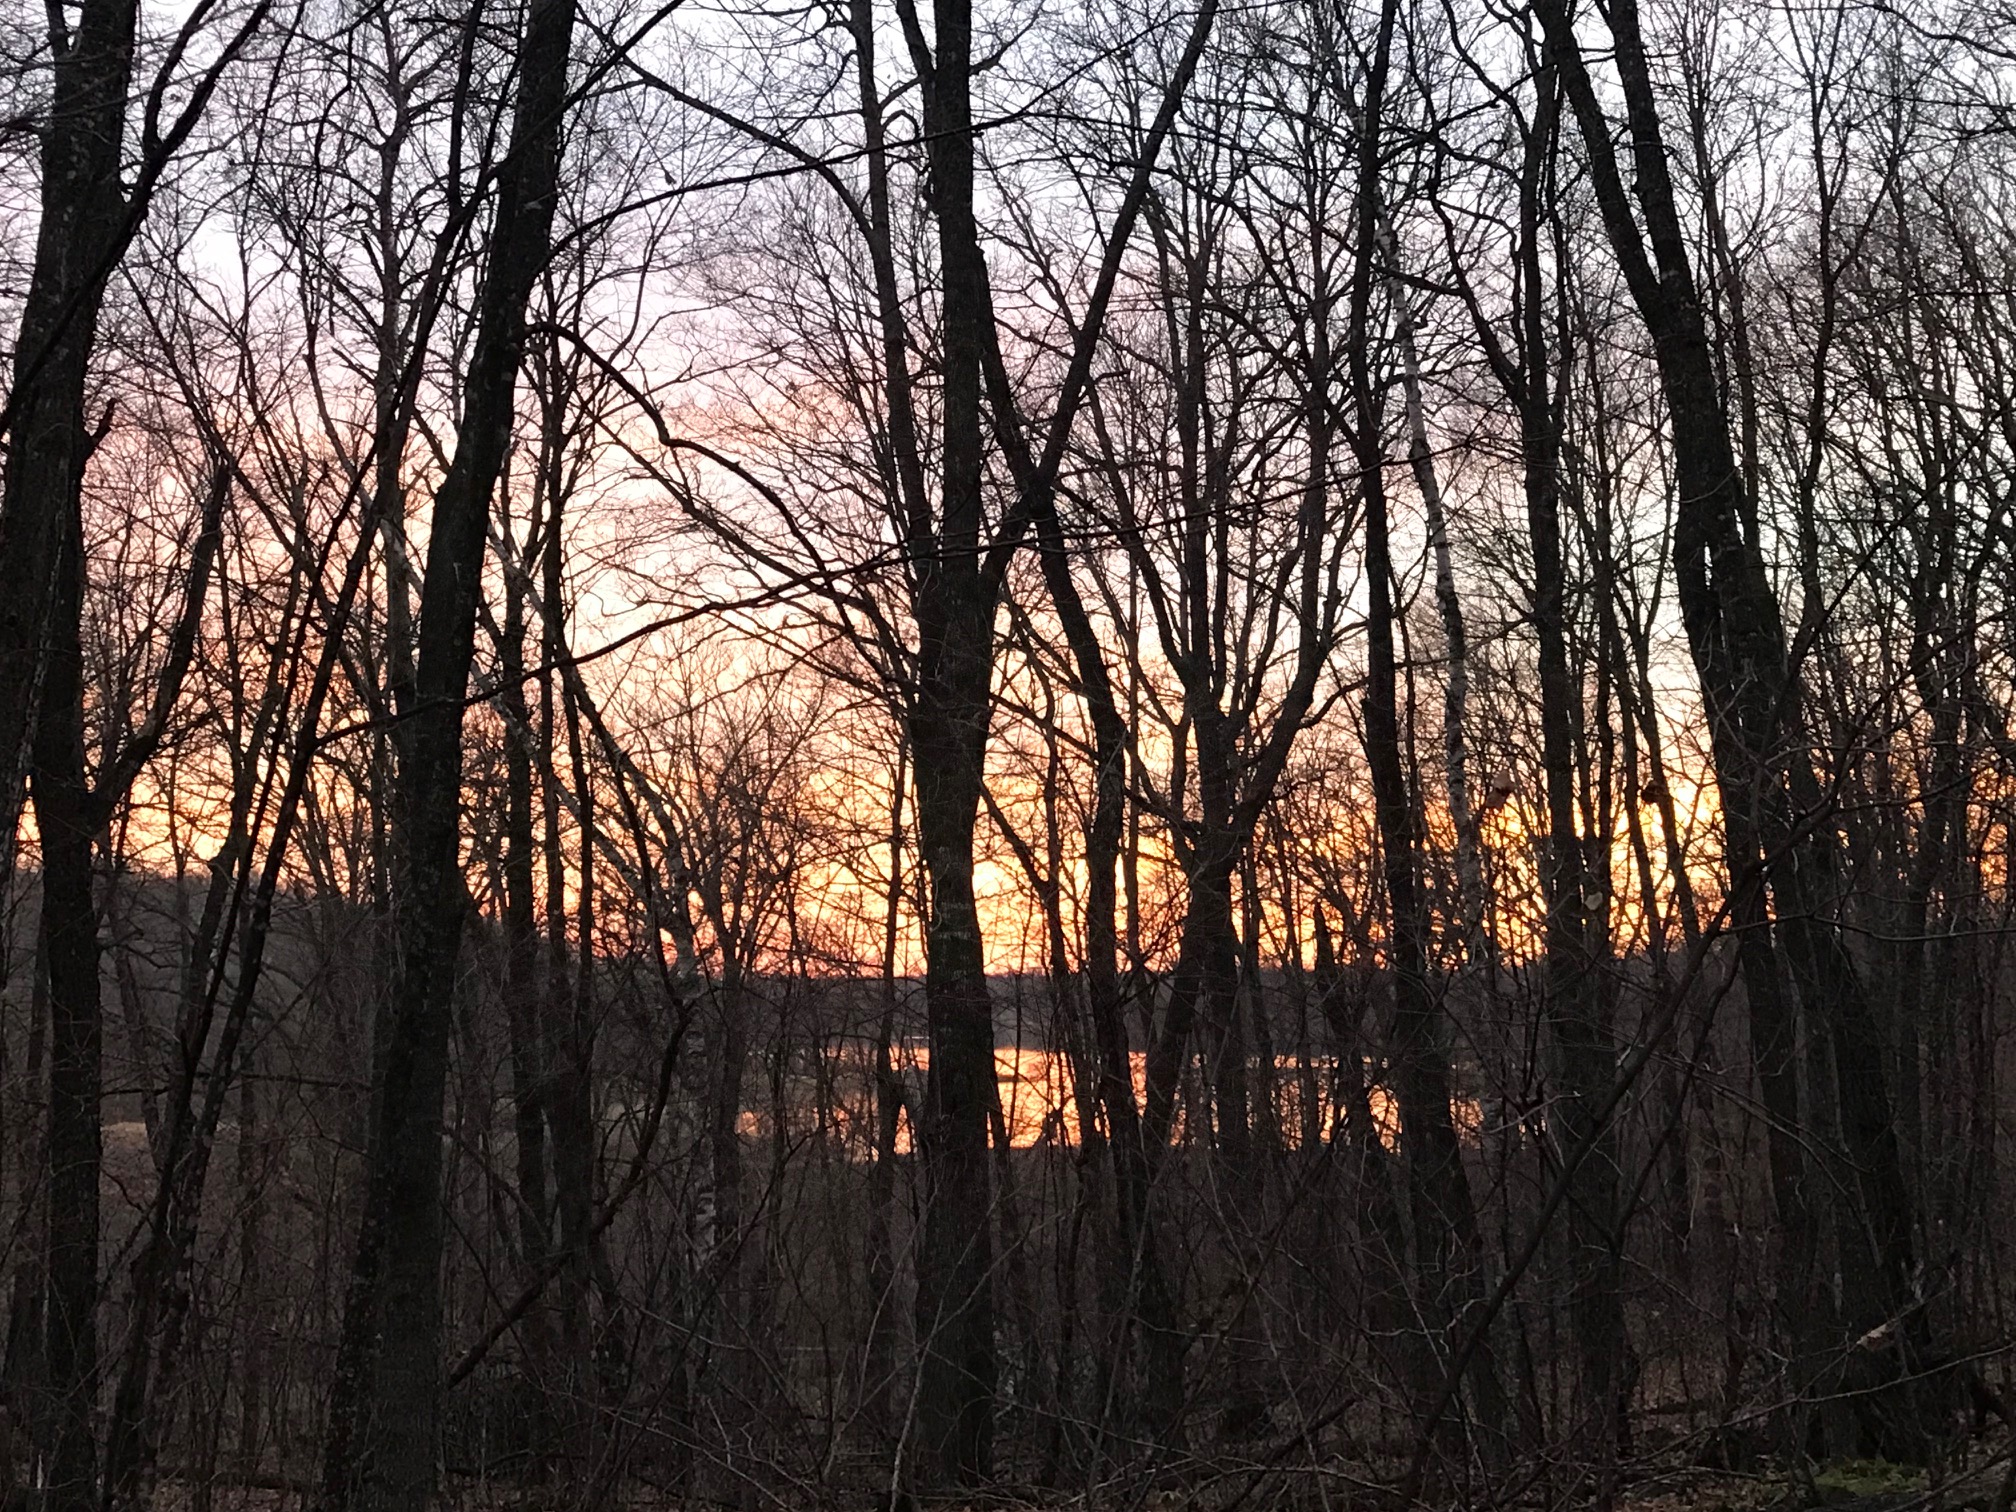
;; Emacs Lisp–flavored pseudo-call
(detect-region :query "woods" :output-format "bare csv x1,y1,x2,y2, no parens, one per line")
1,0,2015,1505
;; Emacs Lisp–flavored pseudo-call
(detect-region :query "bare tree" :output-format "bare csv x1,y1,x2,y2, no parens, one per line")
318,0,582,1502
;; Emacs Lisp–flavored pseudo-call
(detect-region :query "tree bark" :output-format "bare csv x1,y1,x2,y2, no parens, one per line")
497,563,555,1456
1371,201,1487,965
1531,0,1917,1447
0,6,143,1505
904,0,999,1480
35,505,102,1512
1347,0,1507,1462
318,0,578,1501
977,327,1183,1446
1510,63,1628,1483
0,0,139,867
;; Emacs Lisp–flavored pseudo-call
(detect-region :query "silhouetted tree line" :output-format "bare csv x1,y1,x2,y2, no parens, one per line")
1,0,2015,1505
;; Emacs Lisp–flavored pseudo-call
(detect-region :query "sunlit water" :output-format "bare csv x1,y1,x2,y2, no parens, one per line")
732,1046,1483,1157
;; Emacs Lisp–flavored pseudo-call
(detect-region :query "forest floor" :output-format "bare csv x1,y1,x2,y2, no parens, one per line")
141,1446,2016,1512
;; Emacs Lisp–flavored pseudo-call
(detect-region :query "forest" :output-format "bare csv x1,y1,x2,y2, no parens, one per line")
1,0,2014,1505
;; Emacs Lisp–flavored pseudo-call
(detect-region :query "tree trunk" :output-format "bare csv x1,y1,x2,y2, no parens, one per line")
907,702,998,1485
0,13,139,1497
35,507,102,1512
866,739,907,1441
1372,202,1487,965
906,0,1001,1481
497,569,555,1460
0,0,139,866
1532,0,1918,1449
318,0,578,1502
540,438,598,1414
1348,0,1507,1463
978,296,1185,1452
1511,65,1628,1485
